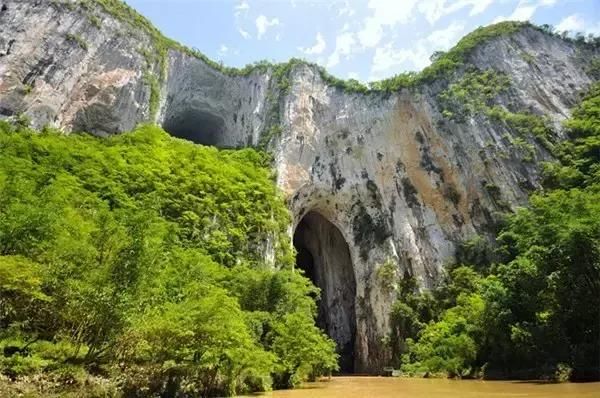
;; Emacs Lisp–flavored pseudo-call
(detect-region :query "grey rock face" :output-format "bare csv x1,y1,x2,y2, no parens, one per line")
0,0,153,133
1,0,598,373
160,51,272,147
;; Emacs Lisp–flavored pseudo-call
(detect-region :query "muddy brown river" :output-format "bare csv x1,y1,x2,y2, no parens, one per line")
246,376,600,397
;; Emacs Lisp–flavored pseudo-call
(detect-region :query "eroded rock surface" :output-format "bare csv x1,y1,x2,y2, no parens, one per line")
1,0,598,372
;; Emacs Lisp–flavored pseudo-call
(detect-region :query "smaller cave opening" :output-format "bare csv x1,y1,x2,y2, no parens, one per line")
162,108,227,147
293,211,357,373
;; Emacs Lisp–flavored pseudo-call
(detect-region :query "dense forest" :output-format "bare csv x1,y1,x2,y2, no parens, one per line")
0,123,338,397
392,83,600,381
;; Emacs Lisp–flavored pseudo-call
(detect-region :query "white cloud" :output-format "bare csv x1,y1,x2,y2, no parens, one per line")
357,0,418,48
368,0,419,26
555,14,600,36
326,32,356,68
326,0,486,72
419,0,496,25
255,15,280,39
508,4,536,20
358,18,384,48
218,44,228,56
417,0,445,25
300,32,326,55
234,1,251,39
369,20,466,80
351,0,482,50
371,43,431,80
493,0,556,24
235,1,249,12
338,0,355,17
347,71,360,80
427,21,466,49
238,27,251,39
467,0,496,16
556,14,585,32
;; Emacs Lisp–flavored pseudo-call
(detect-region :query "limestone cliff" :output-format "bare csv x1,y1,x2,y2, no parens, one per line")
1,0,598,372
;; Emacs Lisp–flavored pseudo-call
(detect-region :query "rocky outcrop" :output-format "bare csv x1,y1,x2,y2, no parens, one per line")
1,0,598,373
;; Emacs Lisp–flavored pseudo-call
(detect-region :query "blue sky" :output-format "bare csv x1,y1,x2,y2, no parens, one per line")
126,0,600,82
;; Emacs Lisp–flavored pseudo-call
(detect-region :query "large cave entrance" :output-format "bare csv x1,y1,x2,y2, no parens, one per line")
293,211,356,373
162,107,227,147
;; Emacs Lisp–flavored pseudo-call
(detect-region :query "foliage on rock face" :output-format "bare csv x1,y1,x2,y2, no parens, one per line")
0,123,338,396
543,83,600,189
393,84,600,381
438,67,555,158
438,69,511,122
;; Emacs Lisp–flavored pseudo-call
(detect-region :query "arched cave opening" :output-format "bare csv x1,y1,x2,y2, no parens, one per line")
162,107,227,147
293,211,357,373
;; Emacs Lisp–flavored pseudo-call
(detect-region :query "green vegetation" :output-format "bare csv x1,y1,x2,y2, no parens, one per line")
589,58,600,80
520,51,535,64
438,69,511,122
439,67,554,153
502,134,536,162
376,259,398,294
143,73,160,120
0,123,338,396
542,83,600,189
258,125,283,149
20,84,33,95
88,14,102,29
391,84,600,381
65,33,88,51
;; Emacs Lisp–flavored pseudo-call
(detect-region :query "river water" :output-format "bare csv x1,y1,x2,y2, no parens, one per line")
249,376,600,397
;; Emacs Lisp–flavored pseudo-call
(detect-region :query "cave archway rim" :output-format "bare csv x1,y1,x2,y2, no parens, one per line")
291,208,358,277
